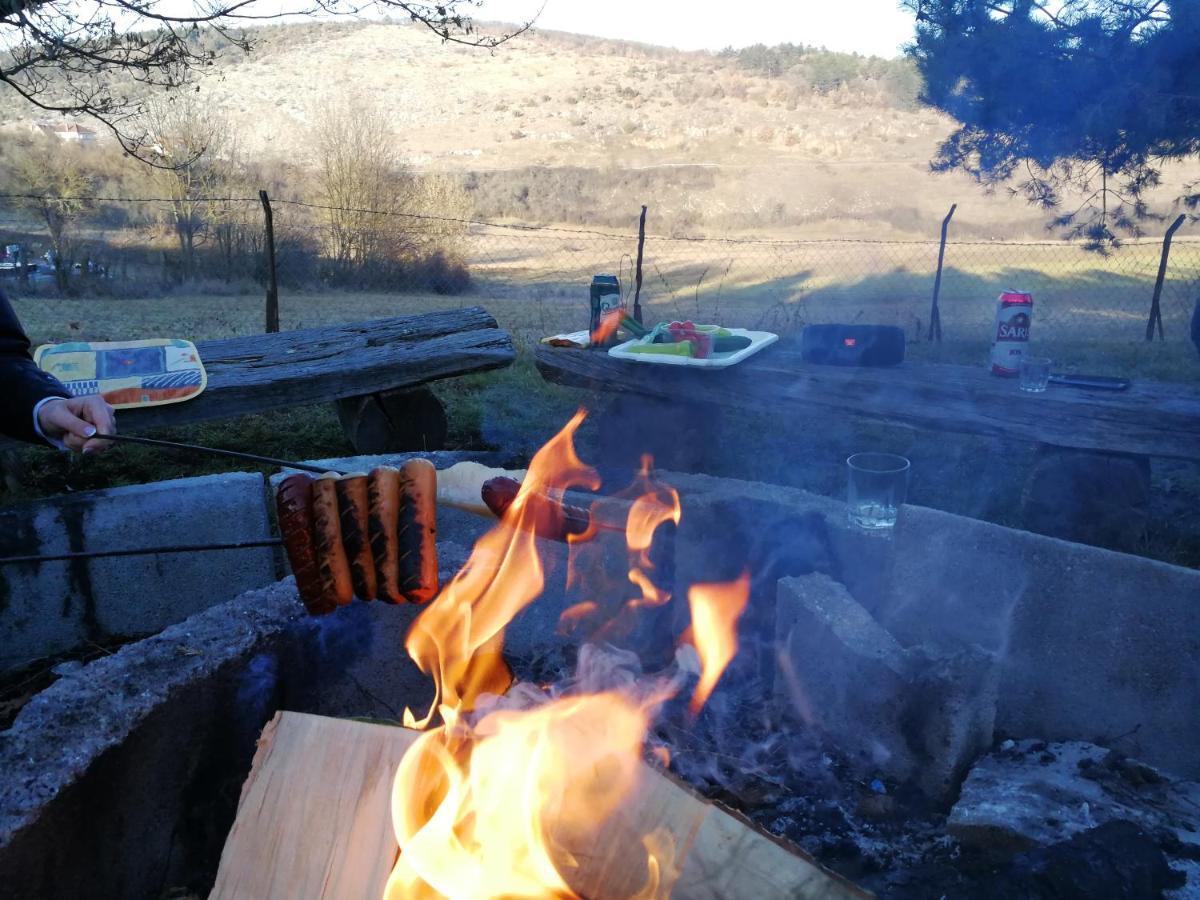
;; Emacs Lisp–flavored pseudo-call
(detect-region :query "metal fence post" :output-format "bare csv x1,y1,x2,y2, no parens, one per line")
259,190,280,334
928,203,956,342
633,205,648,325
1146,213,1186,341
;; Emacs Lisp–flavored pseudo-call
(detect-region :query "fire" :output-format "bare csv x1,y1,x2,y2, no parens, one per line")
386,691,650,900
591,307,623,344
403,410,599,729
387,413,748,899
685,573,751,715
559,455,681,640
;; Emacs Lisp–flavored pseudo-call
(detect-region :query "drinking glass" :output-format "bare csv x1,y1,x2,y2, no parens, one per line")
846,453,910,531
1020,356,1052,393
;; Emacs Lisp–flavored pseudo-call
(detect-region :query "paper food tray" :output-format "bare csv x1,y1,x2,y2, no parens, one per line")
608,329,778,368
34,339,207,409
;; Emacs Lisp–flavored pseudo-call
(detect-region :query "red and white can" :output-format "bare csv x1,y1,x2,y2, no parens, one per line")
990,291,1033,377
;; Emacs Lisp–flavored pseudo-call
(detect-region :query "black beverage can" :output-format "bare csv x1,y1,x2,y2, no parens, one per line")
589,274,623,347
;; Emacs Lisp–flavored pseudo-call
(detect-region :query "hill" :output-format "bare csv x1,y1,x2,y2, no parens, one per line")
3,19,1197,237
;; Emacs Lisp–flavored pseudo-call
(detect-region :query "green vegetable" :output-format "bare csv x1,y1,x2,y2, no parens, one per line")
712,335,753,353
625,341,694,357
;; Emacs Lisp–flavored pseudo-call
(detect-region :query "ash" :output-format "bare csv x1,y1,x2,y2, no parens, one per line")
509,642,1196,899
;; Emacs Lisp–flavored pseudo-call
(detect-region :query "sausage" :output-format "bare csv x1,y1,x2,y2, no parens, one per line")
368,466,404,604
481,476,592,543
398,459,438,604
335,473,376,600
312,472,354,607
275,474,334,615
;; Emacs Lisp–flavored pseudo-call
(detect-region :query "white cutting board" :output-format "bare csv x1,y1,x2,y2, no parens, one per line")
608,329,778,368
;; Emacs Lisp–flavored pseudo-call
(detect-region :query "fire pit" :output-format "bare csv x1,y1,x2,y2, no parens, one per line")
1,427,1198,898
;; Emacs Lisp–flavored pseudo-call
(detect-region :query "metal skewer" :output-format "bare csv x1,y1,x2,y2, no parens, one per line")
94,433,346,475
0,539,283,566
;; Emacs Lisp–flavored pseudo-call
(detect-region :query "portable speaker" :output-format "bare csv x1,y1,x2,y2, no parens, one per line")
800,324,906,367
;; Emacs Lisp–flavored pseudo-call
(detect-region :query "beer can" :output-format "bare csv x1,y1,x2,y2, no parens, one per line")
589,274,623,347
990,291,1033,377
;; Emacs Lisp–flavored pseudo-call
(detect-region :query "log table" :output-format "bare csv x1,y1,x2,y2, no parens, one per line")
536,341,1200,549
10,307,514,456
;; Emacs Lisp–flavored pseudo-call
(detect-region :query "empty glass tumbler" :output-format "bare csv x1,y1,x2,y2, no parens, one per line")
1019,356,1052,393
846,453,910,531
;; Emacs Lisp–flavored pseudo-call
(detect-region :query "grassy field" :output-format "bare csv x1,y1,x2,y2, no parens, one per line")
7,245,1200,569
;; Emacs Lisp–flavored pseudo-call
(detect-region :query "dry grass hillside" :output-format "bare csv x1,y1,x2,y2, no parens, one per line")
193,20,1200,238
3,18,1198,237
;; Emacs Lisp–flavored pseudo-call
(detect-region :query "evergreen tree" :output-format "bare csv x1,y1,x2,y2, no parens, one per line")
905,0,1200,243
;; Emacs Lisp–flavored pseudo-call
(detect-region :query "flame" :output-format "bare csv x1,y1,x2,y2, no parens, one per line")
685,573,751,715
387,415,727,899
592,306,623,344
386,691,651,900
403,410,598,729
558,456,681,639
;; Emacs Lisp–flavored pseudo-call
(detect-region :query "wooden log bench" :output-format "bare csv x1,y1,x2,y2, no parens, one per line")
535,341,1200,551
16,306,515,456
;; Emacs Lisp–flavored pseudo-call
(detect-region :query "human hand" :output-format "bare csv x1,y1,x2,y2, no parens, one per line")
37,395,117,454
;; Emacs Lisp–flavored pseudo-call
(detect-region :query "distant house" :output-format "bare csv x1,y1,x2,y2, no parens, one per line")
37,121,98,144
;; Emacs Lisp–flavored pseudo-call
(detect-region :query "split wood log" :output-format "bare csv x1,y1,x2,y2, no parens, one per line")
210,711,868,900
535,344,1200,462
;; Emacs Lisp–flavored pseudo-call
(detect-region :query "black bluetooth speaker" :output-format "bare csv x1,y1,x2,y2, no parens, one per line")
799,324,906,367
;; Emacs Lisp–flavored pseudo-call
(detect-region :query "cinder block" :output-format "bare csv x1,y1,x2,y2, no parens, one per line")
0,472,276,674
775,573,998,801
665,469,1200,781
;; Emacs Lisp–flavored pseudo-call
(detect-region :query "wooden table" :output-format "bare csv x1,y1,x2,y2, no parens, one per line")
536,342,1200,461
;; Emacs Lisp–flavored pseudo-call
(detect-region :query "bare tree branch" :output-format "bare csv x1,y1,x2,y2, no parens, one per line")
1,0,537,159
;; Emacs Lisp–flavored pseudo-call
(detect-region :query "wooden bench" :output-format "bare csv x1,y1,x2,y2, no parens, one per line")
11,306,515,455
535,341,1200,549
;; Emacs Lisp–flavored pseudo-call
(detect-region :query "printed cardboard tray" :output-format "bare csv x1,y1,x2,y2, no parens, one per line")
34,339,207,409
608,329,778,368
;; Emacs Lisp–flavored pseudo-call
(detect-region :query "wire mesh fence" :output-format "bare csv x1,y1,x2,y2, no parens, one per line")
1,194,1197,349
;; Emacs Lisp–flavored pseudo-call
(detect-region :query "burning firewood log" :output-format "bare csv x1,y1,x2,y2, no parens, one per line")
211,712,870,900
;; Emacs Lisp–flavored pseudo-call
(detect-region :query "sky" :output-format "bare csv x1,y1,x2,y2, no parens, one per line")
473,0,917,58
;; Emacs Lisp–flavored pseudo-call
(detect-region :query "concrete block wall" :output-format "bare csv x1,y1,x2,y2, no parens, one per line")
662,470,1200,780
0,451,505,677
0,472,277,675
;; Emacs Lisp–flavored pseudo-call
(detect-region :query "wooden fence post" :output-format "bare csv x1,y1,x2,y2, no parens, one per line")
260,190,280,334
928,203,956,342
1146,213,1186,341
633,205,648,325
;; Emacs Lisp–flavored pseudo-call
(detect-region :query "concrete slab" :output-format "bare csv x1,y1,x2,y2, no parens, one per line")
947,740,1200,855
0,472,276,675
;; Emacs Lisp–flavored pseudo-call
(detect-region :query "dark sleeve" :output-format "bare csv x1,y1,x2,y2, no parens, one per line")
0,288,69,444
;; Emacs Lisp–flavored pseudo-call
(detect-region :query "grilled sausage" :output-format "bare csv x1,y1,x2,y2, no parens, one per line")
312,473,354,607
276,474,334,615
398,459,438,604
481,476,592,543
335,473,376,600
368,466,404,604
